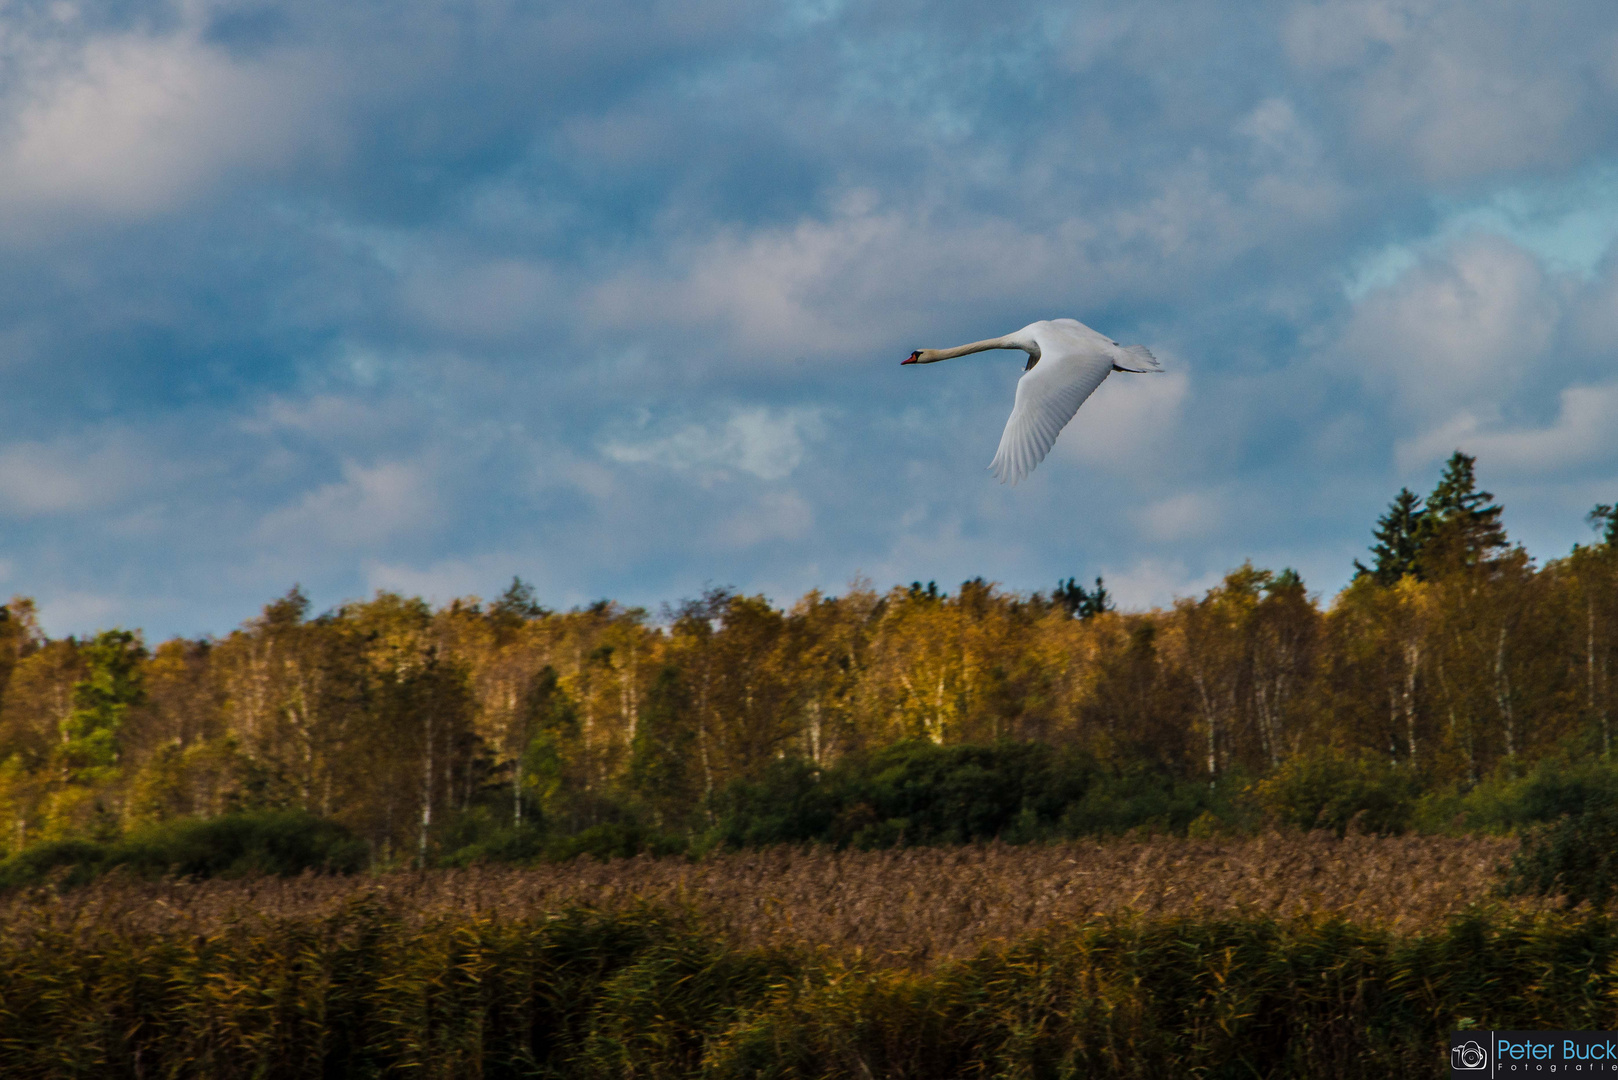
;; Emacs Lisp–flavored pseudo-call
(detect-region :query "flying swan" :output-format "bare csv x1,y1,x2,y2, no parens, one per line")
902,318,1163,485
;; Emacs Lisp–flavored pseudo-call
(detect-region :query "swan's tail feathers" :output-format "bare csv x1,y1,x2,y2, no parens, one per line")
1114,344,1162,373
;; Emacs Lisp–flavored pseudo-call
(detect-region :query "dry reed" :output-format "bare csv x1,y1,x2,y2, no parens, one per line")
0,833,1534,967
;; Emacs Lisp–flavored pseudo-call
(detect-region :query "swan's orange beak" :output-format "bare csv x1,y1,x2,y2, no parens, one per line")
901,350,921,365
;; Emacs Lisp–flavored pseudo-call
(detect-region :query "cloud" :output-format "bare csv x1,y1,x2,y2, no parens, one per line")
601,406,824,481
401,257,563,344
1284,0,1618,182
0,26,326,231
1058,369,1190,474
1100,557,1224,612
36,590,124,635
1132,490,1223,542
0,437,151,515
1397,383,1618,474
257,459,436,547
586,199,920,357
1340,235,1560,417
5,0,1618,642
715,490,814,548
365,556,495,605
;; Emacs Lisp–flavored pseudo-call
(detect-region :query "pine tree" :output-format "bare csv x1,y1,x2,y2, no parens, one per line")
1417,451,1507,572
1591,503,1618,547
1055,577,1113,619
1355,488,1426,585
491,577,548,622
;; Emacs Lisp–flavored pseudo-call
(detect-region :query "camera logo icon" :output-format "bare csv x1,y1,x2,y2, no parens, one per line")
1452,1039,1488,1071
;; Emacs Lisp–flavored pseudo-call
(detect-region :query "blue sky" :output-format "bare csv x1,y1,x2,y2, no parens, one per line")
3,0,1618,640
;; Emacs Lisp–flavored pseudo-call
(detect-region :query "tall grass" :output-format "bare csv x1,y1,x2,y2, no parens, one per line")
0,834,1530,966
0,835,1580,1078
0,895,1613,1078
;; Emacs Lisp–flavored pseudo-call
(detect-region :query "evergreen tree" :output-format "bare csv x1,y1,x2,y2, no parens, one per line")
1591,503,1618,547
1417,451,1507,572
1355,488,1426,585
260,586,309,628
491,577,548,622
907,581,940,601
1055,576,1113,619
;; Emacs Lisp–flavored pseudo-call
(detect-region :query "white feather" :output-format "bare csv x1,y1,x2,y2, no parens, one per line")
987,320,1151,485
902,317,1162,485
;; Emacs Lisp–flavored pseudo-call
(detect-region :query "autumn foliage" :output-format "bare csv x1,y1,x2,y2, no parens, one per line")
0,452,1611,868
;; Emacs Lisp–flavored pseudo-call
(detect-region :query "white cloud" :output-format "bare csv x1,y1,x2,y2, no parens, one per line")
1284,0,1617,181
0,438,148,515
243,393,391,439
1100,558,1224,612
587,198,919,356
1058,368,1190,474
601,406,823,481
0,28,327,231
37,590,123,635
257,460,435,547
364,557,494,605
1397,383,1618,474
402,257,562,343
715,490,813,548
1131,490,1223,542
1341,235,1560,417
1235,97,1347,222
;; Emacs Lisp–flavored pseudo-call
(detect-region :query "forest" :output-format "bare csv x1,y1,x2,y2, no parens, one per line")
1,451,1615,875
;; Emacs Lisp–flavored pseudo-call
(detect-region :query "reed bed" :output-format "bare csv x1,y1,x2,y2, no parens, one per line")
3,835,1612,1079
0,833,1532,966
0,895,1611,1078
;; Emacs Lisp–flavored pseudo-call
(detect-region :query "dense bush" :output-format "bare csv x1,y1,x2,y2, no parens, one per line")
1425,756,1618,833
1502,803,1618,908
0,809,366,890
709,740,1247,850
1248,747,1420,836
1,899,1615,1078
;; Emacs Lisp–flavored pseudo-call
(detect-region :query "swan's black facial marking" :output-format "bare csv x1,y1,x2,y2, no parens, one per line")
902,350,922,365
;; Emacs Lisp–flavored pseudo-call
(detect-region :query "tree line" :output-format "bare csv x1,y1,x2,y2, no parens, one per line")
0,451,1614,865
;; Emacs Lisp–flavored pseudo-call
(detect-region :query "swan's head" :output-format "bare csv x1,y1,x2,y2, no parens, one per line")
901,349,924,365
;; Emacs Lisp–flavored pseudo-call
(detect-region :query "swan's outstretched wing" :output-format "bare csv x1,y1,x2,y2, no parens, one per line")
988,345,1113,485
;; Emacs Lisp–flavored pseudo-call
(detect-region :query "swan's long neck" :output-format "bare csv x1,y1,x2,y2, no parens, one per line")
916,335,1031,363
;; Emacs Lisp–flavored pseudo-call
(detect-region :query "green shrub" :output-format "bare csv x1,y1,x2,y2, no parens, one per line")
709,740,1256,849
1059,767,1251,837
1249,748,1418,836
0,838,109,890
0,809,366,890
711,740,1106,849
1502,804,1618,908
544,820,688,862
1427,757,1618,834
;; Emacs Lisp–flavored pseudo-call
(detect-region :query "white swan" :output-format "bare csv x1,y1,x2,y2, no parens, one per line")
902,318,1163,485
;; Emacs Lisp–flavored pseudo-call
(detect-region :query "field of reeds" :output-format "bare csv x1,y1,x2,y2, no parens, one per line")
1,833,1532,965
5,834,1608,1079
